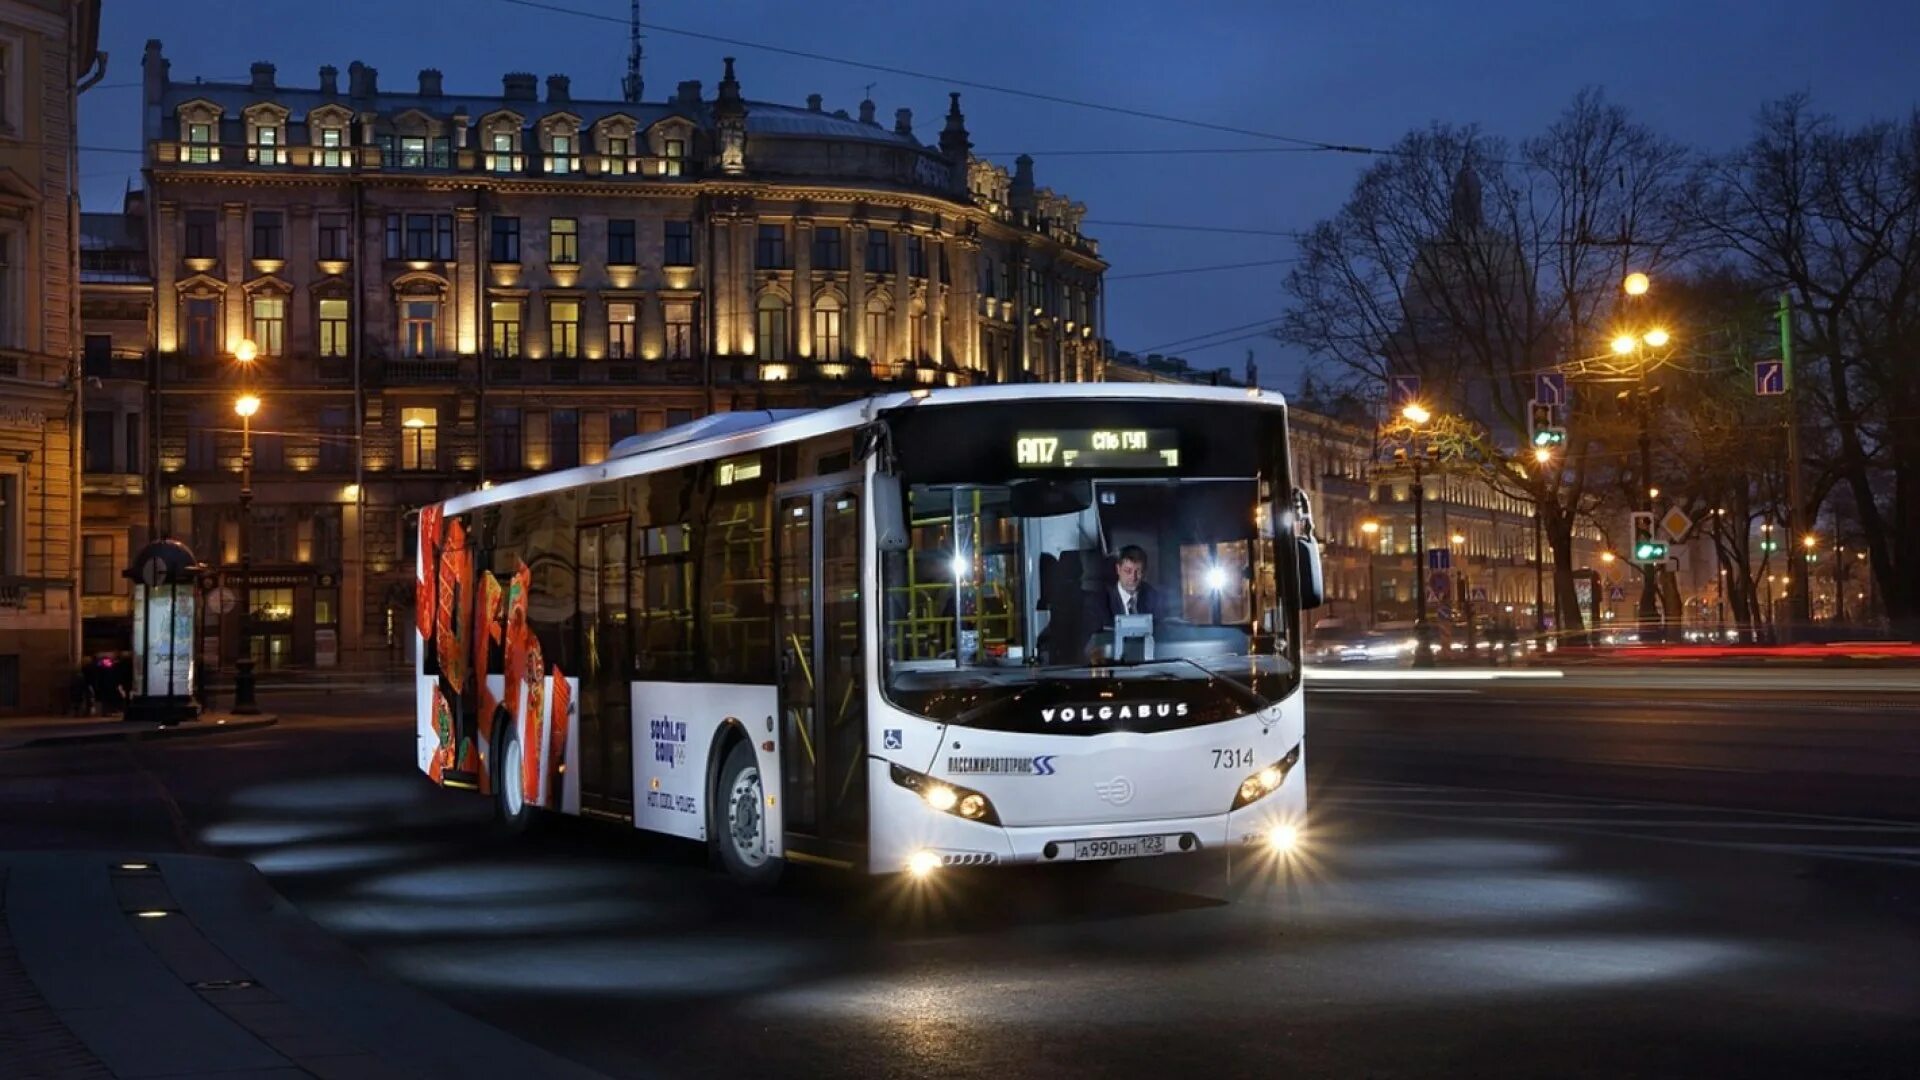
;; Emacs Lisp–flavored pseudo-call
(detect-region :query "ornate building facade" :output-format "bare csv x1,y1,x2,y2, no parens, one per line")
0,0,101,715
137,42,1106,672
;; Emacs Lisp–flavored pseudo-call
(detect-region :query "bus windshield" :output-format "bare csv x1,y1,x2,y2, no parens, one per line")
879,401,1300,734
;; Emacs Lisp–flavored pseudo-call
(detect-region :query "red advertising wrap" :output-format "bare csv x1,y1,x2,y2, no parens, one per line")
521,636,547,805
435,518,470,693
471,569,505,790
547,665,572,804
415,504,443,641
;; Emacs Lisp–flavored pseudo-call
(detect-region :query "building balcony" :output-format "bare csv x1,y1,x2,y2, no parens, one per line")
378,357,465,385
84,354,147,381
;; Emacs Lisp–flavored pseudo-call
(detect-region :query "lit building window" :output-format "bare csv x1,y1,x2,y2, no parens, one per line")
549,300,581,359
488,131,519,173
549,218,578,265
402,301,439,358
399,135,427,169
813,297,843,361
549,133,576,174
664,301,694,360
318,126,347,167
662,138,685,177
864,297,890,360
248,124,284,165
605,136,629,175
318,298,349,358
250,295,286,357
489,300,522,357
755,294,788,361
607,302,636,359
182,121,217,164
400,407,438,470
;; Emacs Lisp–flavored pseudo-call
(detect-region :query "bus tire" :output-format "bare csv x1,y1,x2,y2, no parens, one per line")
493,719,532,836
712,740,782,888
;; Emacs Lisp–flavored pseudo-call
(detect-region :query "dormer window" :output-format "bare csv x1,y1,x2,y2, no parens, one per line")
182,122,216,164
318,127,347,167
488,131,519,173
249,125,282,165
549,133,575,175
662,138,685,177
604,136,629,175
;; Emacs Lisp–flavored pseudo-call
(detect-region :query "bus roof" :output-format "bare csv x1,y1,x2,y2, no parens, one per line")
441,382,1288,516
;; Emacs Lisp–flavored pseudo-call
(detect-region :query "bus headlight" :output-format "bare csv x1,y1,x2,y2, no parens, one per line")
1230,744,1302,810
890,764,1001,825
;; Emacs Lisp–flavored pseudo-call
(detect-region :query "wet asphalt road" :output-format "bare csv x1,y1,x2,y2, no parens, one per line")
3,676,1916,1078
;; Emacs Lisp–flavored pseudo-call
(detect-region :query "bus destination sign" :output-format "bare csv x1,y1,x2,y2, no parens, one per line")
1014,429,1180,470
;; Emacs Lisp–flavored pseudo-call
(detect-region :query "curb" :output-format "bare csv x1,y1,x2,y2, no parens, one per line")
16,716,278,750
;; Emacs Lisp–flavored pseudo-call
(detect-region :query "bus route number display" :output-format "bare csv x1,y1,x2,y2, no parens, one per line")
1015,429,1180,469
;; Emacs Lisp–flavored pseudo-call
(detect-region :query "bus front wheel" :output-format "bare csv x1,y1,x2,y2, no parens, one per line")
712,741,782,887
493,720,532,835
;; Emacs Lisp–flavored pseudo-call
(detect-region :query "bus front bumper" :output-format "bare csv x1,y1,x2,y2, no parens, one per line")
868,769,1308,874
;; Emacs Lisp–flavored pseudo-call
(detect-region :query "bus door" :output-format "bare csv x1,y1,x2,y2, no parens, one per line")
775,480,867,853
576,517,633,815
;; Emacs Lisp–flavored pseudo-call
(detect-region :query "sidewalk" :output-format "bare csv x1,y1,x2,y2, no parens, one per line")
0,713,279,751
0,851,608,1079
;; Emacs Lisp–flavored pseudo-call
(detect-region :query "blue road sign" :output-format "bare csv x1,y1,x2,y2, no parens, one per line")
1608,584,1628,602
1390,374,1422,407
1535,371,1568,408
1755,359,1785,396
1427,547,1451,571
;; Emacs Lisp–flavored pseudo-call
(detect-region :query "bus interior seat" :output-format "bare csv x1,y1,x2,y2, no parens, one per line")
1037,550,1090,662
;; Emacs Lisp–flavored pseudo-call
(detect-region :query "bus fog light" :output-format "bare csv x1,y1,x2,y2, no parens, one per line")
924,784,958,812
907,850,942,878
1267,823,1301,854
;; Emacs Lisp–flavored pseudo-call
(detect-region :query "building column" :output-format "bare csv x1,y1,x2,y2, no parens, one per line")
928,232,945,366
735,218,755,357
794,218,813,359
952,239,978,371
223,202,246,349
710,217,732,355
1014,249,1032,376
287,203,314,351
154,201,180,352
455,206,479,355
848,222,868,361
892,228,911,361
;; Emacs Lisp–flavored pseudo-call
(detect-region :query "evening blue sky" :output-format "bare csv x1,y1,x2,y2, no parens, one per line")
80,0,1920,389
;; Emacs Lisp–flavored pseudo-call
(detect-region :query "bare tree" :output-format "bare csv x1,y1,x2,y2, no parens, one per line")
1693,96,1920,636
1281,89,1691,635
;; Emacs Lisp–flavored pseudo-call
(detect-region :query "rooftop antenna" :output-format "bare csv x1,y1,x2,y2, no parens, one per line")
863,81,876,99
622,0,644,103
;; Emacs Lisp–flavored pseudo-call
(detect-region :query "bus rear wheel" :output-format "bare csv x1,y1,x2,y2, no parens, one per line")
713,741,782,887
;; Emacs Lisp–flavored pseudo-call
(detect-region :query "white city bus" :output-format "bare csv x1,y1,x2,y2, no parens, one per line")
414,383,1323,883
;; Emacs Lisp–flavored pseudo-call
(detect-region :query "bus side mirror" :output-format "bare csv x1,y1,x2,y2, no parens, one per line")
1297,536,1325,611
874,472,909,552
1291,487,1324,610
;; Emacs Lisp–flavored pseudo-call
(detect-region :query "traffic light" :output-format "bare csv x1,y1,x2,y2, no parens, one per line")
1631,511,1667,563
1529,399,1565,448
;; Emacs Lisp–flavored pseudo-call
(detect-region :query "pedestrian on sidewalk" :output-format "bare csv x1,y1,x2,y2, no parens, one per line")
68,660,93,716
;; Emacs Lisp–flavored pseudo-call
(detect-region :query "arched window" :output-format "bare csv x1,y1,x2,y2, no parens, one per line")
864,295,890,362
755,293,788,362
812,295,843,362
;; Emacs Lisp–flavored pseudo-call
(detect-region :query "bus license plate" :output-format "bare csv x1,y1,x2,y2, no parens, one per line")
1073,835,1168,861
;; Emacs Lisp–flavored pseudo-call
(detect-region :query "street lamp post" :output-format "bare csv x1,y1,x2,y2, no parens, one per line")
231,338,261,715
1532,446,1551,641
1360,519,1380,629
1400,402,1434,668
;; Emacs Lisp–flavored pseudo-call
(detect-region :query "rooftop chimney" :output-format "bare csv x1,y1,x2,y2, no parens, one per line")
894,108,912,136
806,93,822,112
347,61,378,99
1011,153,1036,212
675,80,702,105
858,97,876,125
418,69,443,97
318,64,338,95
249,62,275,93
502,72,538,101
546,74,570,103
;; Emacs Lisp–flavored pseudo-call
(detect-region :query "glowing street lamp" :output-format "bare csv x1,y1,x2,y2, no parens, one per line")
234,339,259,365
1532,446,1553,465
1400,402,1431,425
1623,272,1651,297
1643,327,1671,348
1601,551,1617,564
230,390,262,715
1611,334,1638,356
